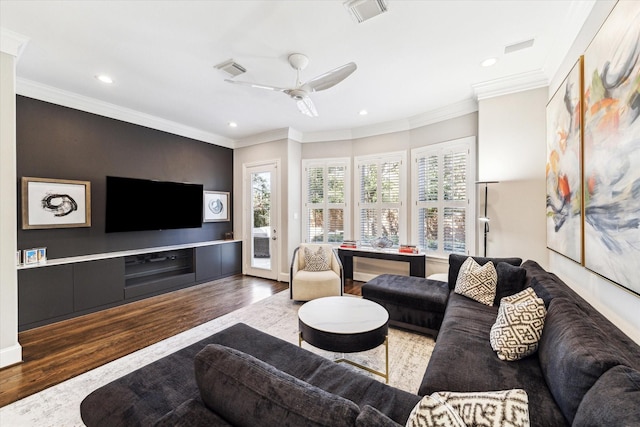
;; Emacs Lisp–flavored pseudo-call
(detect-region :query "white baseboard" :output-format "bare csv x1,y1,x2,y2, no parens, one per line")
0,343,22,368
279,272,290,283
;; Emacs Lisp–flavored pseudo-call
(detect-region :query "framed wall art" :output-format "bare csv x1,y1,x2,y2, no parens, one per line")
545,58,583,264
203,191,230,222
21,177,91,229
582,0,640,295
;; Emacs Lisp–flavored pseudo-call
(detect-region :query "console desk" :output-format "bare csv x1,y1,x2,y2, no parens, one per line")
337,247,426,279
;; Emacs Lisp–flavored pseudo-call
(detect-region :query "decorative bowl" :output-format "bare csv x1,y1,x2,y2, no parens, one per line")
370,236,393,249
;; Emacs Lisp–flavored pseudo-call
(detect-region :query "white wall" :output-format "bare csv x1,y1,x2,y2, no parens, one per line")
477,88,548,264
0,50,22,367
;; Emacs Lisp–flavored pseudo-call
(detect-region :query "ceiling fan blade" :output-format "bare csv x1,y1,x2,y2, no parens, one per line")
296,96,318,117
224,79,287,92
304,62,357,92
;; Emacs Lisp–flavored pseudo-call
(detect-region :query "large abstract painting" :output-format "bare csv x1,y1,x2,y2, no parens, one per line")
546,59,582,263
583,0,640,295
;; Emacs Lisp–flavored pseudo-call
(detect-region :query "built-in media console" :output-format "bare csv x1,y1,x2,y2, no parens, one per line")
124,249,195,299
17,240,241,331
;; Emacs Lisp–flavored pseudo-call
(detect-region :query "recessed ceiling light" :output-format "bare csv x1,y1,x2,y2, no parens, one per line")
228,122,238,128
95,74,113,84
481,58,498,67
359,109,368,116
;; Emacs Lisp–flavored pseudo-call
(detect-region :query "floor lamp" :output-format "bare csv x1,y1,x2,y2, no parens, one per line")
476,181,499,257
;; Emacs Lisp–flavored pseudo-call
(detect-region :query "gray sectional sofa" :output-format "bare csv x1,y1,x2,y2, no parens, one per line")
80,257,640,426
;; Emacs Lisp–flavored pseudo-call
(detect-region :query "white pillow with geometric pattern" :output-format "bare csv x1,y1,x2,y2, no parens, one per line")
454,257,497,306
303,246,330,271
490,296,546,361
501,287,538,305
406,389,530,427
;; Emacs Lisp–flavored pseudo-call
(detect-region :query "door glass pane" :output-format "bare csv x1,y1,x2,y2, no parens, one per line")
381,161,400,203
381,208,400,245
360,164,377,203
251,171,271,269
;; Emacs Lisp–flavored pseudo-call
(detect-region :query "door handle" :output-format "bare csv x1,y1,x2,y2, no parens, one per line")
272,236,277,240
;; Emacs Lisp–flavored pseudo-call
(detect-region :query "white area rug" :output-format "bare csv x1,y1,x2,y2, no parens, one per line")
0,291,435,426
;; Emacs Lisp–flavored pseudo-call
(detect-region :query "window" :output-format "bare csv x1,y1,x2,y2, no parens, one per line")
302,159,350,244
412,137,475,257
355,152,406,246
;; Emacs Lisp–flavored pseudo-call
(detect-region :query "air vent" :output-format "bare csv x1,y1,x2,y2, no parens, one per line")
344,0,388,23
504,38,535,54
214,59,247,77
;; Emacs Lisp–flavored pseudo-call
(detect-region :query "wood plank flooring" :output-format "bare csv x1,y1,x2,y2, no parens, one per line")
0,275,362,408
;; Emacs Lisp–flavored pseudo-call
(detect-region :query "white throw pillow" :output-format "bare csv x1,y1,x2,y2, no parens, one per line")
490,293,546,361
303,246,330,272
454,257,497,306
406,389,530,427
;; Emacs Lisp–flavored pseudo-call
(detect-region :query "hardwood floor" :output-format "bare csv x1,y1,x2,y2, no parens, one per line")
0,275,362,408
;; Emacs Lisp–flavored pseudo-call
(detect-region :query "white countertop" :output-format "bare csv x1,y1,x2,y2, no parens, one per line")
17,239,241,270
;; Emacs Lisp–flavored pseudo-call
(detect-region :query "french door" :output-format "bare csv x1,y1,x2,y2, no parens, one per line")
244,161,279,280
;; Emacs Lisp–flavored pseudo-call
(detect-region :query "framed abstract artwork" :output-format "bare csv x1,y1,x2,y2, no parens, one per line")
21,177,91,229
203,191,230,222
582,1,640,295
546,58,583,264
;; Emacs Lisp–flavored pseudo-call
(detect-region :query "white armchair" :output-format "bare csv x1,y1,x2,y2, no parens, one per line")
290,244,344,301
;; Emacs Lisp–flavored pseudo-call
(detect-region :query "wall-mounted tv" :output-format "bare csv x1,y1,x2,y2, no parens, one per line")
105,176,203,233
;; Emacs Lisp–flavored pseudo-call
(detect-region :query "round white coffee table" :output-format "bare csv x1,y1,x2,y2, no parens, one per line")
298,296,389,382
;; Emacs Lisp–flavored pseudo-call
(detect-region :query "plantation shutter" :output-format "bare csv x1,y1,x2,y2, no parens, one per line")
303,160,349,244
356,153,405,246
413,138,474,256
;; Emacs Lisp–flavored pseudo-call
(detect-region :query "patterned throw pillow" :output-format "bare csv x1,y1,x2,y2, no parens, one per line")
406,389,530,427
490,290,546,361
454,257,497,306
303,246,330,272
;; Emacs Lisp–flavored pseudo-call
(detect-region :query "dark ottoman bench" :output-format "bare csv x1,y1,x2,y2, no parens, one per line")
362,274,450,339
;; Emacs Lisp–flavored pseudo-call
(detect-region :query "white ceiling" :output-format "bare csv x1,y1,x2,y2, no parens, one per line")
1,1,595,146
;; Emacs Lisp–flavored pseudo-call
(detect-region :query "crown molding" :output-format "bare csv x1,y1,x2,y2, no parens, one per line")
0,28,29,57
472,69,549,101
16,78,234,148
286,98,479,144
233,128,291,148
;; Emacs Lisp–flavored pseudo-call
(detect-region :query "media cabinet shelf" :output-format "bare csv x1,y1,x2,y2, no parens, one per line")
17,240,241,331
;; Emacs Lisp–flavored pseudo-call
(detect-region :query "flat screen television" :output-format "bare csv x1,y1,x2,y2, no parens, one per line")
105,176,203,233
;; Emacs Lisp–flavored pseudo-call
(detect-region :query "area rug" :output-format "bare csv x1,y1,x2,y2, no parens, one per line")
0,291,435,426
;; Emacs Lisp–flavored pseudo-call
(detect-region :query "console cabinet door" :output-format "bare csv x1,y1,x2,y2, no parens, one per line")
74,258,125,312
195,245,221,282
221,241,242,276
18,265,74,328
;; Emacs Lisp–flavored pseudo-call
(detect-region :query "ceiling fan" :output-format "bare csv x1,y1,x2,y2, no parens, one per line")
225,53,357,117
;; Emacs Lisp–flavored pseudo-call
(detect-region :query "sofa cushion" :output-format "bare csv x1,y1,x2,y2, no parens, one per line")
454,257,497,305
538,298,635,424
420,293,567,426
572,365,640,426
356,405,402,427
204,323,421,425
494,262,527,305
490,295,546,361
448,254,522,290
194,344,360,427
154,399,233,427
303,246,331,271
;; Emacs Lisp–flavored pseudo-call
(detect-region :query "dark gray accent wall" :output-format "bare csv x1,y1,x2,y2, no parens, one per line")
16,96,233,258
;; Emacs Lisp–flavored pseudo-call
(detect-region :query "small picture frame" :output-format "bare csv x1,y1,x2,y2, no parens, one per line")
37,247,47,263
22,177,91,229
23,248,38,265
203,191,230,222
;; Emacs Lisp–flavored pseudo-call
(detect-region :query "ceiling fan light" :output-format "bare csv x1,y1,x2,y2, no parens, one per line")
297,97,318,117
344,0,388,24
